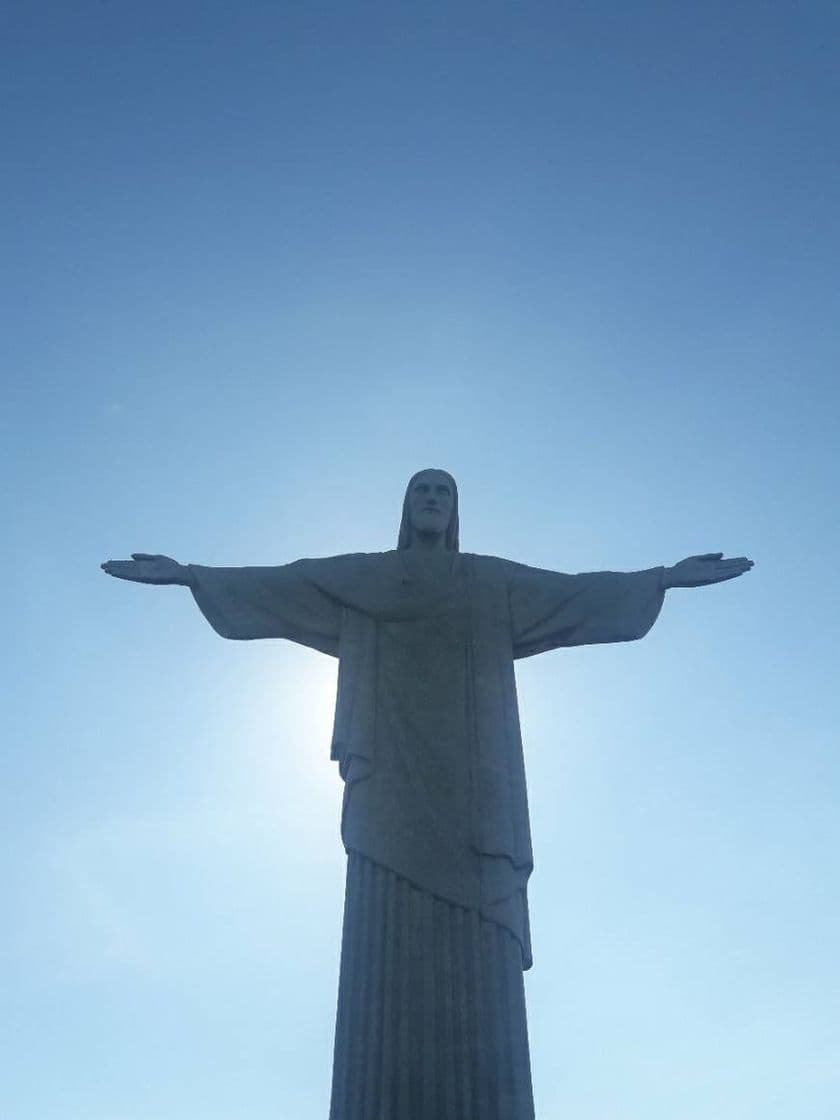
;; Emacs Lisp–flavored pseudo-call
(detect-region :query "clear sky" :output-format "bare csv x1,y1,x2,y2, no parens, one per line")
3,2,839,1118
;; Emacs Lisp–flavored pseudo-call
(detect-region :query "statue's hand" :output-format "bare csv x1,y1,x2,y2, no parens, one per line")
665,552,754,589
101,553,193,586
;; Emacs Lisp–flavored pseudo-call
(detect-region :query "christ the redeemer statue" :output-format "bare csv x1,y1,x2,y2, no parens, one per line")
102,468,753,1120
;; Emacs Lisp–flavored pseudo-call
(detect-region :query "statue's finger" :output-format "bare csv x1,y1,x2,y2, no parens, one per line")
697,552,724,561
106,560,143,577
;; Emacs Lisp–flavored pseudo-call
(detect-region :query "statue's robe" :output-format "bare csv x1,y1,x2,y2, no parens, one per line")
188,550,665,1119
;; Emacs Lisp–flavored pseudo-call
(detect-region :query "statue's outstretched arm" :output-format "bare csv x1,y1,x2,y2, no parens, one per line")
103,553,347,652
101,553,195,586
663,553,754,589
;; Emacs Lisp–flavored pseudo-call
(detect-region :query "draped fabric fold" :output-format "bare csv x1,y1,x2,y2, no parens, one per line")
331,609,378,784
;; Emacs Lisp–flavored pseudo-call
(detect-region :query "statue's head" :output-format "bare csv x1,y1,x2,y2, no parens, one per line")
397,468,460,551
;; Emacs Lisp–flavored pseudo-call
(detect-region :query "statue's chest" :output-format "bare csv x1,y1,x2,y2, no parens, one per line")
375,613,471,764
371,567,471,623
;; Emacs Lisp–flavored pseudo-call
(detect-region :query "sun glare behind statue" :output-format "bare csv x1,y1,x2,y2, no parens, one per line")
240,655,341,834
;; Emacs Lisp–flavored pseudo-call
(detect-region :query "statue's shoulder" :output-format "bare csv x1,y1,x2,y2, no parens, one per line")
286,552,395,588
293,550,392,566
460,552,520,580
335,550,411,580
461,551,514,565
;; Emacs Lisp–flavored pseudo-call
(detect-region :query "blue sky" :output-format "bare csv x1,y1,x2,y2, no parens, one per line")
3,2,839,1117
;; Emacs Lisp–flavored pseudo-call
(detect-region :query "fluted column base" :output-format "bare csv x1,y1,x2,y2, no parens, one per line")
329,851,535,1120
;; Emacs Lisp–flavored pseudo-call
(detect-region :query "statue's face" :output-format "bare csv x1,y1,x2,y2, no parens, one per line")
407,470,455,540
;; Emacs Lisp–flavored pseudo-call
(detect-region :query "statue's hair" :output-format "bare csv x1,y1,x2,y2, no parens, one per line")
397,469,460,551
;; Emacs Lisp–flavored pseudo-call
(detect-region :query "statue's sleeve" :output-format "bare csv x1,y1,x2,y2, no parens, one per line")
186,557,356,656
507,562,667,659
